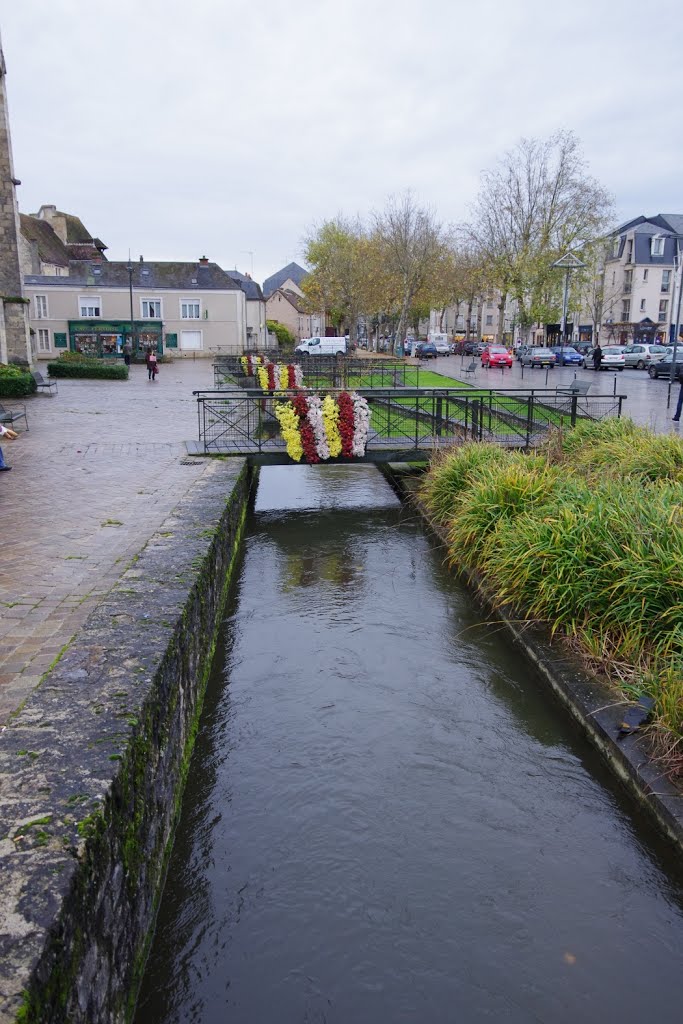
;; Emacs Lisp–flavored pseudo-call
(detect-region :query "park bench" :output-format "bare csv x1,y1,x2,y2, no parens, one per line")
463,360,477,377
0,403,28,431
560,379,591,396
32,370,58,396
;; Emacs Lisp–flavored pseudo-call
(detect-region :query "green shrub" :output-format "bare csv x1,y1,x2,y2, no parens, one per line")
47,358,128,380
267,320,296,349
0,363,37,397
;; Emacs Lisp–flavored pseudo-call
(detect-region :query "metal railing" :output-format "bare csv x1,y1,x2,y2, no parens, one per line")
212,358,416,390
193,387,625,461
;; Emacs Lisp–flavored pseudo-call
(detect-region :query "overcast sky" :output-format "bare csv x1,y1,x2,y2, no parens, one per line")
3,0,682,284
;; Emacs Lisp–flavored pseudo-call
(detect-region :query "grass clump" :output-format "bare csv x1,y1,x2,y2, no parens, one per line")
420,420,683,770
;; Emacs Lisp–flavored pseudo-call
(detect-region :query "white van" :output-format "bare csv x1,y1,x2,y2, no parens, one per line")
295,337,347,356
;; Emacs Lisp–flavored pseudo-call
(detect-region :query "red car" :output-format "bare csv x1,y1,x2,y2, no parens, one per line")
481,345,513,368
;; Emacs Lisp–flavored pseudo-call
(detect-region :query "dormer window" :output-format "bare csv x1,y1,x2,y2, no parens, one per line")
652,235,665,257
612,237,621,258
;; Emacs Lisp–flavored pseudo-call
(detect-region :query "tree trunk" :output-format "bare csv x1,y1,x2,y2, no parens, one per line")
497,290,507,344
465,299,473,341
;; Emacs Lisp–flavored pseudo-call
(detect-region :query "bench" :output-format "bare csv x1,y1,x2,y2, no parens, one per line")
560,379,591,396
32,370,58,395
463,360,477,377
0,403,28,431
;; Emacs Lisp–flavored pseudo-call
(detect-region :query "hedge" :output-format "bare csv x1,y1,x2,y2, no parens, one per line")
0,363,37,397
47,358,129,380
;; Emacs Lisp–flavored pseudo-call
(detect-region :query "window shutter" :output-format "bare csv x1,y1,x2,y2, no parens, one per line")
54,333,68,348
165,333,178,349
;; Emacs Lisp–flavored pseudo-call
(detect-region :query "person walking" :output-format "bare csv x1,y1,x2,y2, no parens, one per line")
592,343,603,371
0,423,18,471
123,339,132,367
148,349,158,381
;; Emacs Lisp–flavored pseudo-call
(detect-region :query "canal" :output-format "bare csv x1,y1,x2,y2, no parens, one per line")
136,465,683,1024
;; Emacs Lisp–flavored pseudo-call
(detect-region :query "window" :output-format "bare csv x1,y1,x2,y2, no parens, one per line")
643,269,648,282
37,328,50,352
78,296,101,317
659,300,668,321
180,299,200,319
34,294,48,319
621,300,631,321
485,315,493,325
662,270,671,292
141,299,162,318
612,237,621,258
623,269,633,293
640,299,646,311
486,301,494,309
652,236,665,256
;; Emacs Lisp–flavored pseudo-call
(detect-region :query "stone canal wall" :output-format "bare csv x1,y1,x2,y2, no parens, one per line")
0,459,254,1023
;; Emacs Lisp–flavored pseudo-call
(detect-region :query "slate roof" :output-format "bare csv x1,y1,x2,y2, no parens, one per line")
653,214,683,235
19,214,70,267
262,261,308,298
24,260,241,292
226,270,264,301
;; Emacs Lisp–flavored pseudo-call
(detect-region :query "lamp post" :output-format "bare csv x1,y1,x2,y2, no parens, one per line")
668,245,683,408
126,257,135,355
552,250,586,352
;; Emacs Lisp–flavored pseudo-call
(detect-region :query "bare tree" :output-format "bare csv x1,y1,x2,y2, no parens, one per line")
465,131,614,342
374,193,444,354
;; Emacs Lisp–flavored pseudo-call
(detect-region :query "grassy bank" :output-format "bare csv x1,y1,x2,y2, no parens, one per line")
419,419,683,772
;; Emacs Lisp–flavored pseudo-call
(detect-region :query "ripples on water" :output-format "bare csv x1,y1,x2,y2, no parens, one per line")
136,466,683,1024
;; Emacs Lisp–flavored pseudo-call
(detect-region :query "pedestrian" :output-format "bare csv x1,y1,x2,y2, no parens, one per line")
0,423,18,472
592,344,603,371
123,339,132,367
148,350,158,381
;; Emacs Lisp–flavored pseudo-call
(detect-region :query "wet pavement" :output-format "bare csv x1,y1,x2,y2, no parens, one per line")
0,360,216,724
427,354,682,434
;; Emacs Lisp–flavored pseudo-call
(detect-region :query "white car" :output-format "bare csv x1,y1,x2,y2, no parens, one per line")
595,345,626,371
432,338,451,356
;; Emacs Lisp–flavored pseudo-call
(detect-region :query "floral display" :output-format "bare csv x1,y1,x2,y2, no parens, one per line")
275,391,371,464
240,354,263,376
253,362,303,393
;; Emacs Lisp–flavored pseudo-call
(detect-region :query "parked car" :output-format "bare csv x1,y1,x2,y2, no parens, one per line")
415,341,437,359
622,343,669,369
549,345,583,367
464,340,486,356
647,348,683,379
481,344,513,368
594,345,626,371
520,347,556,368
516,344,532,362
429,333,451,355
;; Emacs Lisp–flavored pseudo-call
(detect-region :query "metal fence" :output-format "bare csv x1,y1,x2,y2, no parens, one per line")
212,357,416,390
193,387,625,461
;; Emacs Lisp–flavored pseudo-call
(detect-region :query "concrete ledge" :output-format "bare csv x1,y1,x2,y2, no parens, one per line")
383,468,683,852
0,459,254,1023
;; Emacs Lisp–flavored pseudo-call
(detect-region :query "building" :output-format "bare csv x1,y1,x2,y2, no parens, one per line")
598,215,683,346
0,36,32,366
24,256,248,360
226,270,268,349
265,287,324,342
262,261,309,299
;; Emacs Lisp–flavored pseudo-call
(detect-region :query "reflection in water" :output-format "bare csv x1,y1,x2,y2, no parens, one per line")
136,466,683,1024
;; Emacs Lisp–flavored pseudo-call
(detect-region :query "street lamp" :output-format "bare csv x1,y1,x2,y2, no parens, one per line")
126,257,135,355
552,250,586,351
668,246,683,408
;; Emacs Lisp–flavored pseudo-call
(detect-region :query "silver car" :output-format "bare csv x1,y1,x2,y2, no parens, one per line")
622,343,668,369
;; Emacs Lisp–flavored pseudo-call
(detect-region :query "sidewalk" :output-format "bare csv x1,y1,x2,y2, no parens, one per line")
0,360,216,724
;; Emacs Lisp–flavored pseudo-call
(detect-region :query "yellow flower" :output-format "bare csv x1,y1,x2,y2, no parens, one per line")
257,365,270,391
279,365,289,391
275,401,303,462
240,355,248,375
322,395,342,457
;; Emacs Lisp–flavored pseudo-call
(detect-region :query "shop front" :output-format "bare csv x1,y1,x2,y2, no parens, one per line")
67,320,163,358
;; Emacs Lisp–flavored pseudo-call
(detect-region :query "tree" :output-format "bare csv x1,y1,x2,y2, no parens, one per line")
373,193,445,354
266,320,296,349
465,131,615,342
302,217,371,343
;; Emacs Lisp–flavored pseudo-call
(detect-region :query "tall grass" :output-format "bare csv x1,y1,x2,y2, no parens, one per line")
421,422,683,764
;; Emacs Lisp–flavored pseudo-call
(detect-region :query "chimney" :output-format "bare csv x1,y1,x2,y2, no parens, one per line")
139,255,144,263
199,255,209,265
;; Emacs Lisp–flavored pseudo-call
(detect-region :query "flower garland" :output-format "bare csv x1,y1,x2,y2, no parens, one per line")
274,392,370,464
240,354,263,376
253,362,303,393
274,401,304,462
321,395,342,458
256,364,270,391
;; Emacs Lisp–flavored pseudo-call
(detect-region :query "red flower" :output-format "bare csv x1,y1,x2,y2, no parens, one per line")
267,363,276,390
337,392,355,458
288,365,296,389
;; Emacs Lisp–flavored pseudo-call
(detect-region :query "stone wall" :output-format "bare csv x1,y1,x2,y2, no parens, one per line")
0,458,254,1022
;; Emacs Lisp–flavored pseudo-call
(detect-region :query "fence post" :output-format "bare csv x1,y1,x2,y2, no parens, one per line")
526,395,533,448
570,395,578,426
435,396,443,437
472,399,479,440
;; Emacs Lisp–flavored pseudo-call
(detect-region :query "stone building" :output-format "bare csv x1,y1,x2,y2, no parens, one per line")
0,36,32,367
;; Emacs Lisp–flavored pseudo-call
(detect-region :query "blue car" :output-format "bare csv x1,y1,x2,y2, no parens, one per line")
549,345,583,366
415,342,437,359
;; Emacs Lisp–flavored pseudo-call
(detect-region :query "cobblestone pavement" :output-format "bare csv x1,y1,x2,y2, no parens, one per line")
0,360,217,724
